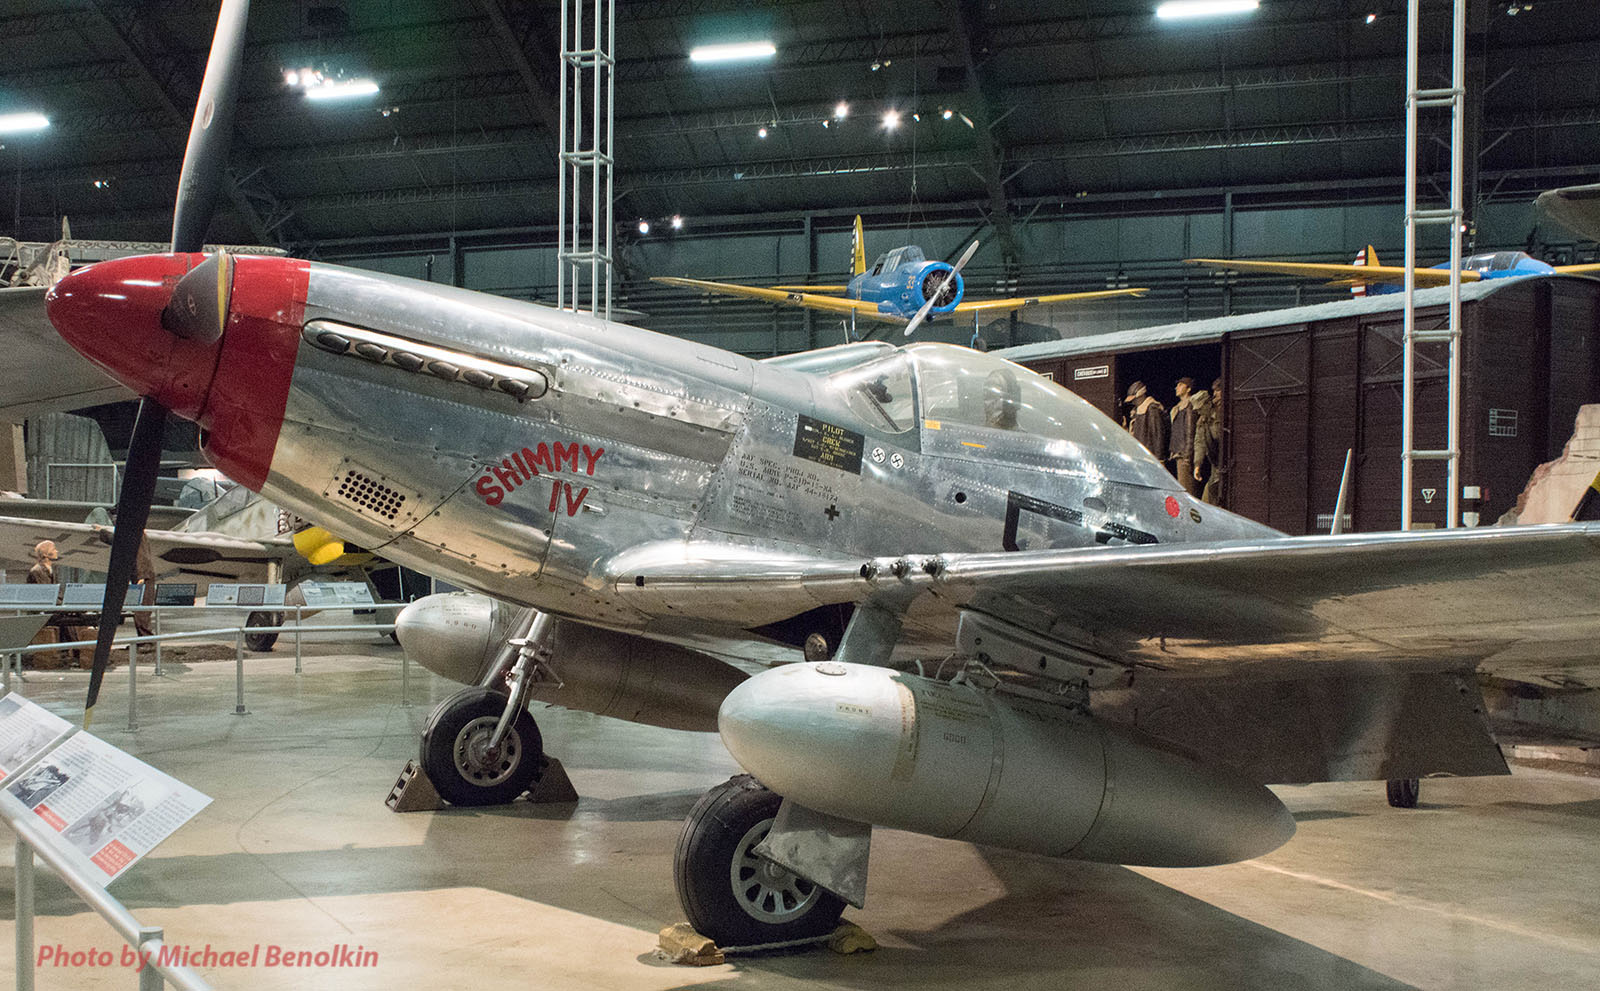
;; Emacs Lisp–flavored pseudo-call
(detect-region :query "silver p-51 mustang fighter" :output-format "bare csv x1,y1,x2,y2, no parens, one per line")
53,0,1600,949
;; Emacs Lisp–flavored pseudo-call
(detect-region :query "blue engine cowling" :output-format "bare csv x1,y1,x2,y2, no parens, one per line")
897,262,963,315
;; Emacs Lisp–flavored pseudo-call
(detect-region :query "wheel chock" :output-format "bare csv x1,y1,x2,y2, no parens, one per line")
387,755,578,812
827,921,877,954
657,923,725,966
527,755,579,804
386,759,446,812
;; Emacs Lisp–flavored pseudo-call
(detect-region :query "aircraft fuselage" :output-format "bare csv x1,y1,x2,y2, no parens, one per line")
47,253,1275,643
843,245,965,320
1367,250,1557,294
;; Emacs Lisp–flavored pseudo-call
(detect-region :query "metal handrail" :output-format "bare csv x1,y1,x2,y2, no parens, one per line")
6,798,214,991
1,603,413,728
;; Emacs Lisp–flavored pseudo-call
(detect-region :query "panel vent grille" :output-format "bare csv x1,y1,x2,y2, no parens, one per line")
336,469,407,521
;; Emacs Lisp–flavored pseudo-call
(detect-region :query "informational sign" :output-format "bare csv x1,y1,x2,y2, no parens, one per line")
1073,364,1110,381
204,584,287,607
296,582,376,608
1489,408,1518,438
0,584,63,606
793,415,864,475
60,584,142,609
0,695,72,783
4,731,211,885
153,582,198,606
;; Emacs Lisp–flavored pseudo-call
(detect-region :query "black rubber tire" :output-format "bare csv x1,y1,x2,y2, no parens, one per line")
674,775,846,947
420,688,543,807
1386,777,1420,808
244,611,280,652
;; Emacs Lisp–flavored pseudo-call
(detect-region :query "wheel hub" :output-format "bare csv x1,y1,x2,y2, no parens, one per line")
453,715,522,786
730,819,823,924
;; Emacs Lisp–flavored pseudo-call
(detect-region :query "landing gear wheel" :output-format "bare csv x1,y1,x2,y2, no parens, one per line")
420,687,543,806
674,775,845,947
244,611,280,652
1386,777,1420,808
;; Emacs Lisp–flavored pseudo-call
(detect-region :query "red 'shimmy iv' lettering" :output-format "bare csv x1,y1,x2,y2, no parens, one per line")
476,438,605,508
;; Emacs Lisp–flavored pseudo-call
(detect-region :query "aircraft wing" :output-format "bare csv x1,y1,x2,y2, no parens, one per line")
769,284,850,293
609,524,1600,681
651,277,906,325
1185,257,1483,288
610,525,1600,781
1537,183,1600,242
951,287,1148,314
0,515,292,586
1554,263,1600,276
0,286,135,420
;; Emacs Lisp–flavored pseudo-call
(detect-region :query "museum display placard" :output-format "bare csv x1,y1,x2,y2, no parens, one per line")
4,730,212,884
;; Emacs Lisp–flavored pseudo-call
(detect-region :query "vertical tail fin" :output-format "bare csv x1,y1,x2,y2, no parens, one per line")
1350,244,1378,296
852,216,866,276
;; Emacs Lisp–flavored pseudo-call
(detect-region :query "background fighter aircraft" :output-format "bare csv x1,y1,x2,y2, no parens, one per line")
49,0,1600,951
655,215,1147,338
1187,244,1600,294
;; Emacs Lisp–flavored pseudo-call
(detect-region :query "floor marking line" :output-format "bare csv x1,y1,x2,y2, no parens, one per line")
1243,860,1599,955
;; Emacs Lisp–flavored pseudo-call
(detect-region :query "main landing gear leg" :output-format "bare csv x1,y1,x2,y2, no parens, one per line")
1386,778,1420,808
417,613,554,807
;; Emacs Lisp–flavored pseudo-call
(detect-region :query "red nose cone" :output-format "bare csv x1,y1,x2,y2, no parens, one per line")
45,254,221,420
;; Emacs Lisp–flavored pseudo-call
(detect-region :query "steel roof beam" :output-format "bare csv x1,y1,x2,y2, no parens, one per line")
937,0,1018,267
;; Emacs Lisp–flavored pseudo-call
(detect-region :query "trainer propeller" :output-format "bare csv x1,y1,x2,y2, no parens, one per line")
82,0,250,727
902,239,979,338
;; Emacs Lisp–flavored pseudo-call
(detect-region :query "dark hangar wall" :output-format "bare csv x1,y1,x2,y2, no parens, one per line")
1013,277,1600,536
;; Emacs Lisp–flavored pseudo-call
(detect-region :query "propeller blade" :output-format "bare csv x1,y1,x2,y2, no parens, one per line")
904,239,980,337
171,0,250,253
160,252,234,342
83,399,167,727
901,294,940,339
951,238,981,273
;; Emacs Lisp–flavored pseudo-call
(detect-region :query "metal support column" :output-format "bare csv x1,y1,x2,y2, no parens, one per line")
556,0,616,320
1401,0,1466,530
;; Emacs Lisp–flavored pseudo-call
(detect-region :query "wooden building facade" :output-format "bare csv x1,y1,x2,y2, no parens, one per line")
1001,276,1600,535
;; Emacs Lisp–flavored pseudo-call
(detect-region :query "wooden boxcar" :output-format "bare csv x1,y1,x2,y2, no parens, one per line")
1000,276,1600,535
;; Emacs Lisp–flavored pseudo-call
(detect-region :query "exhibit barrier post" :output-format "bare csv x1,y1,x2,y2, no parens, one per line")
128,638,139,732
15,838,34,991
138,926,164,991
4,795,215,990
294,605,303,674
401,645,410,707
234,629,247,716
153,610,162,677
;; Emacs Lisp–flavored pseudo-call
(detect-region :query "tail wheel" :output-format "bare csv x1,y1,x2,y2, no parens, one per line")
420,687,543,806
244,611,280,652
1386,778,1420,808
674,775,845,946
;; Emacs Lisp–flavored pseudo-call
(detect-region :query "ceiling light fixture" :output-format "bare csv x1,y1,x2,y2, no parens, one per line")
689,41,776,63
0,112,50,134
942,108,954,120
305,78,380,100
1155,0,1260,19
638,220,650,234
882,109,901,130
757,126,768,138
1365,12,1377,23
834,101,849,120
671,215,683,230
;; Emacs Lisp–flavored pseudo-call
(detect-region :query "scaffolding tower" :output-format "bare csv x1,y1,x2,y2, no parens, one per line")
557,0,615,320
1400,0,1467,530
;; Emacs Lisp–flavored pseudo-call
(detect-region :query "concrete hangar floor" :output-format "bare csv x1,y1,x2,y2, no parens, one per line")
3,647,1598,990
